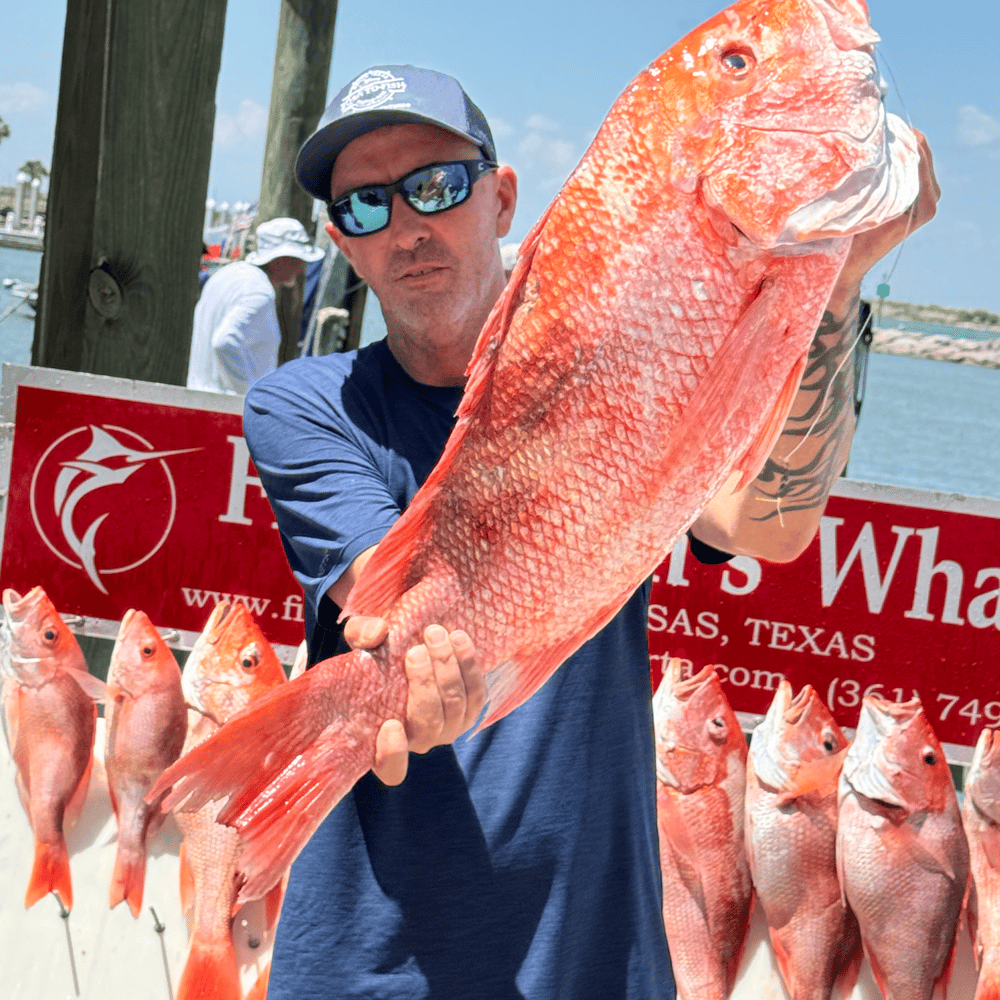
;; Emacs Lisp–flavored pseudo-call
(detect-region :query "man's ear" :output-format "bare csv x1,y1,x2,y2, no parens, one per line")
494,165,518,239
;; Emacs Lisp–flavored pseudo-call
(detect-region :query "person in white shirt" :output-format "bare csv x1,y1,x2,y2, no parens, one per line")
187,217,324,395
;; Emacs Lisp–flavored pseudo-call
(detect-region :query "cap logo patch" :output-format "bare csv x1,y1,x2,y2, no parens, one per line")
341,70,410,114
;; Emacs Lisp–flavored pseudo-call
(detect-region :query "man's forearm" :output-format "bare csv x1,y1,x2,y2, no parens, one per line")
692,294,861,562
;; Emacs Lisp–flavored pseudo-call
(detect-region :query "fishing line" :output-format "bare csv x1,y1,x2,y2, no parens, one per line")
54,893,81,997
150,907,175,1000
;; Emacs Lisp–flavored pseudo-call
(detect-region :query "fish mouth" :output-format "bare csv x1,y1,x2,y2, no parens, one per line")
2,587,32,623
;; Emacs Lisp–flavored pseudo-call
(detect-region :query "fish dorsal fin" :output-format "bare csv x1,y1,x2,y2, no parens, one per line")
343,207,551,620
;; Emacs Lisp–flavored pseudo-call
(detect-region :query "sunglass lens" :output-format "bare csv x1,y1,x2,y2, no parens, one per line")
335,189,391,235
404,163,470,214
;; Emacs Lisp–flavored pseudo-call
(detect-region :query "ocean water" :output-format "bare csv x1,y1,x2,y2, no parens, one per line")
2,245,998,500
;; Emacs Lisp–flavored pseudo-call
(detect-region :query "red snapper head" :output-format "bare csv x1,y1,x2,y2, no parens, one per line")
842,694,953,816
966,728,1000,826
653,660,747,794
750,681,847,792
181,601,286,726
107,609,181,700
651,0,918,246
2,585,87,685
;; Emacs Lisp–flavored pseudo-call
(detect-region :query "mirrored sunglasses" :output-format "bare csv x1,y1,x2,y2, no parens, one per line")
327,159,499,237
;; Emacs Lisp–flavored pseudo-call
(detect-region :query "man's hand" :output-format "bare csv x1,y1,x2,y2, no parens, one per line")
343,616,486,786
826,130,940,318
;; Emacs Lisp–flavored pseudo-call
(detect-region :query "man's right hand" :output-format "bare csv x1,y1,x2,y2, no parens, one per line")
343,616,486,786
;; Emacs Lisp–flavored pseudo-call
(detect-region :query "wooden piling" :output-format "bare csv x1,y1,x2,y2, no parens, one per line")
32,0,227,385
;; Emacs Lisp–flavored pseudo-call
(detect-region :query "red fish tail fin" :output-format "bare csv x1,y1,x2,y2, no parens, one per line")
971,965,1000,1000
108,843,147,917
148,650,404,903
175,939,242,1000
243,960,272,1000
25,836,72,910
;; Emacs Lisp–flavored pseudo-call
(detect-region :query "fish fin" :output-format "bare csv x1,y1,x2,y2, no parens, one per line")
65,746,94,828
865,944,892,1000
882,819,959,881
25,836,72,910
658,792,710,918
980,824,1000,871
343,208,551,622
971,967,1000,1000
768,929,797,996
477,592,630,729
175,939,242,1000
243,961,272,1000
66,664,107,703
109,843,146,918
732,348,807,491
775,749,847,805
149,651,398,903
263,876,286,939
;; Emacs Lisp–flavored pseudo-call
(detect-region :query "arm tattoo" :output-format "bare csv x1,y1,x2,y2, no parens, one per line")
751,297,861,523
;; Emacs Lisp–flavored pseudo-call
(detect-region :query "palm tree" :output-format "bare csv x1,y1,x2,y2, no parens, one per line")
19,160,49,181
0,117,10,144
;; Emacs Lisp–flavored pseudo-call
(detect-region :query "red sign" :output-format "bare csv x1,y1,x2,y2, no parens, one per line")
648,481,1000,755
0,366,305,655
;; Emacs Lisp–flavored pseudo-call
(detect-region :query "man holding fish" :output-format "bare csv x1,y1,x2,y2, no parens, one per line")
238,10,940,998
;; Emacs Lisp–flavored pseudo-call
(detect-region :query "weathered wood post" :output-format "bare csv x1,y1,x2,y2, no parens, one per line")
32,0,227,384
255,0,338,364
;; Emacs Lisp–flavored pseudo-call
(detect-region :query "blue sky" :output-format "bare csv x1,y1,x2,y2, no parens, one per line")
2,0,997,312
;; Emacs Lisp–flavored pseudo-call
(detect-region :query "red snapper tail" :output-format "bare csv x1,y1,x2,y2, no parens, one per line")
25,835,72,910
148,649,405,902
175,938,242,1000
108,842,147,917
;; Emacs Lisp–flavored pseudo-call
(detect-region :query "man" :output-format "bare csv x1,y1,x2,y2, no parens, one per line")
244,65,939,999
186,216,324,394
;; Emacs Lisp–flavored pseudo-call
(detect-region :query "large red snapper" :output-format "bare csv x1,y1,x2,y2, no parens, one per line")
654,660,752,999
152,0,920,903
172,601,288,1000
104,609,187,917
836,695,969,1000
745,681,860,1000
962,728,1000,1000
1,586,104,910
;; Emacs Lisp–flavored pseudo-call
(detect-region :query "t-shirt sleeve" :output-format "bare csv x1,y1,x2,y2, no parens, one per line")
243,361,401,621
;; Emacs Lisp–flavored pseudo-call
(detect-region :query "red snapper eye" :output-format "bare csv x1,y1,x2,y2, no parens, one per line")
720,47,755,76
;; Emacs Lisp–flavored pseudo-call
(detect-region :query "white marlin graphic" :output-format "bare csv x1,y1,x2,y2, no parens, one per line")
52,425,199,594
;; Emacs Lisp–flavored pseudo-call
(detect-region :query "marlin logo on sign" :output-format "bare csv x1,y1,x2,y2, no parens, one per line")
30,425,200,594
341,69,410,114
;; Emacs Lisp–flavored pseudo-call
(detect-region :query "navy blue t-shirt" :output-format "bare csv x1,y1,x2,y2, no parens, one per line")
244,340,675,999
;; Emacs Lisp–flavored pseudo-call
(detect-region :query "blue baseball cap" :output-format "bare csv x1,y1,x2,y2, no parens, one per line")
296,65,497,203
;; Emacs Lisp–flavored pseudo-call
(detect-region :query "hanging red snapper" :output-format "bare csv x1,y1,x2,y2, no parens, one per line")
105,609,187,917
963,728,1000,1000
152,0,920,904
1,586,104,910
172,601,288,1000
836,695,969,1000
745,682,860,1000
654,661,752,999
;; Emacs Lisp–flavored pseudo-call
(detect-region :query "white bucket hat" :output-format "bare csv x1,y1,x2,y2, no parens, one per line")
246,217,325,266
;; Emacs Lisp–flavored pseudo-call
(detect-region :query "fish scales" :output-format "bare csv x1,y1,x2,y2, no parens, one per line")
152,0,920,902
2,586,103,911
654,661,753,999
837,695,969,1000
962,729,1000,1000
745,682,861,1000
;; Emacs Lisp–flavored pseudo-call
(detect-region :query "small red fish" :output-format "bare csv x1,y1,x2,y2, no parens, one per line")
745,681,860,1000
2,586,104,910
963,728,1000,1000
152,0,920,904
172,601,287,1000
104,609,187,917
837,694,969,1000
654,660,753,999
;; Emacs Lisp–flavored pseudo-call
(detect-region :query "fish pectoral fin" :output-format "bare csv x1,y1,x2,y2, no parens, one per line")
66,664,108,703
979,824,1000,872
776,750,847,806
882,819,959,881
